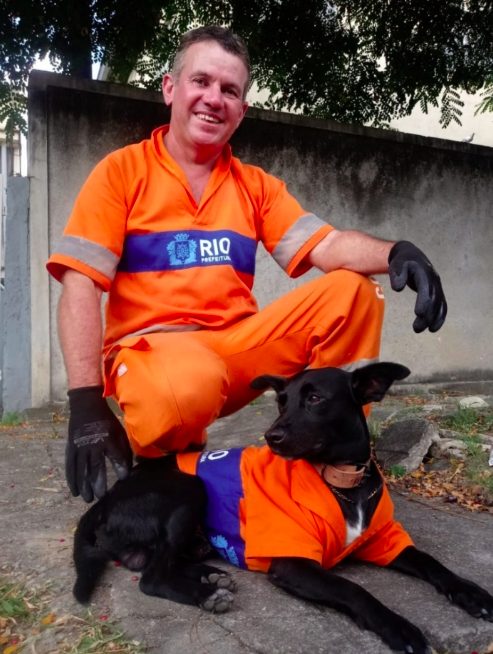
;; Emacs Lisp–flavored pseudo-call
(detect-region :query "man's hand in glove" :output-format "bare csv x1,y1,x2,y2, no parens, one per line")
66,385,133,502
388,240,447,333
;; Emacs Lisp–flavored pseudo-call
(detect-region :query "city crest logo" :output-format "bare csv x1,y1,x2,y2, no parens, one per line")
167,232,233,267
167,233,198,266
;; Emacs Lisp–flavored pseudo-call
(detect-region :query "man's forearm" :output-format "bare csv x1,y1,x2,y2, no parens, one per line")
308,229,395,275
58,270,104,389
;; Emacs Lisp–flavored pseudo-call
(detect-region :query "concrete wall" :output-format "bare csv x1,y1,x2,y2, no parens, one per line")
1,177,31,412
24,70,493,407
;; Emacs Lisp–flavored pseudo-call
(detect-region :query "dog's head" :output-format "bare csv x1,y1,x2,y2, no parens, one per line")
251,362,410,464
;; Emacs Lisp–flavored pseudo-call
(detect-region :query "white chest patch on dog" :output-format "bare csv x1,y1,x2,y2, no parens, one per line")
345,507,364,546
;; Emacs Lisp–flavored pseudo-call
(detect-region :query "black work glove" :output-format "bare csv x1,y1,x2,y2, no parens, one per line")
66,386,133,502
388,240,447,333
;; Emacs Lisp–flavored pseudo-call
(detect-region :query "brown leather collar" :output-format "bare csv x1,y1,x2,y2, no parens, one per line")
315,460,370,489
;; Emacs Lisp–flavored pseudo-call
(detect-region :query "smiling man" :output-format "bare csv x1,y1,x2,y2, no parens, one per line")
162,38,249,171
47,26,447,503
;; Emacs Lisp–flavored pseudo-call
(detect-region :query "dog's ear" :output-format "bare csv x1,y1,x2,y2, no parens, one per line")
250,374,287,393
351,363,410,404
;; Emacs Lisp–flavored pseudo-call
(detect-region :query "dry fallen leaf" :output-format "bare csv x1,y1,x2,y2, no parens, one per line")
3,644,21,654
40,612,56,625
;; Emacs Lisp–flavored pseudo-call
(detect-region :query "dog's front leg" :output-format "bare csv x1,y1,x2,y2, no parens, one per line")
389,545,493,620
269,557,431,654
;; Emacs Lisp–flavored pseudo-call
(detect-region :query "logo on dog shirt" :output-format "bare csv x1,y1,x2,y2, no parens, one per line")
210,534,240,566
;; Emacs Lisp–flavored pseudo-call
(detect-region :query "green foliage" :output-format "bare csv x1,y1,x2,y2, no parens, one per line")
464,449,493,493
0,574,146,654
441,407,493,435
367,418,381,444
226,0,493,126
439,88,464,128
0,83,27,136
389,464,407,478
0,411,24,426
0,580,31,619
475,76,493,115
1,0,492,135
438,407,493,496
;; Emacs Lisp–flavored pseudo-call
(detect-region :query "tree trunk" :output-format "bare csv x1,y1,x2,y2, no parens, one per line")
62,0,93,78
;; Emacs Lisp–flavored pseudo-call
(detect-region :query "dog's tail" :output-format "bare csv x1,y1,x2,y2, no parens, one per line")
73,500,110,604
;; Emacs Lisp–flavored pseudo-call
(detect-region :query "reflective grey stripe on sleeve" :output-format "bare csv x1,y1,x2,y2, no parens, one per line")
55,235,120,280
271,213,328,270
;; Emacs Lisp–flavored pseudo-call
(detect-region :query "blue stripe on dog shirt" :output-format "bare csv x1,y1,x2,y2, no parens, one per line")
195,447,246,569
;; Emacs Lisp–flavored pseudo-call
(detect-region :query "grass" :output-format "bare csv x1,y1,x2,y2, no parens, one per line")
440,406,493,435
367,419,381,445
0,581,32,620
67,618,147,654
0,576,146,654
437,407,493,498
388,464,407,479
0,412,24,427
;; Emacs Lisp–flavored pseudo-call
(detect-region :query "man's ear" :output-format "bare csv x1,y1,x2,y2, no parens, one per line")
162,73,174,106
351,363,410,404
250,374,287,393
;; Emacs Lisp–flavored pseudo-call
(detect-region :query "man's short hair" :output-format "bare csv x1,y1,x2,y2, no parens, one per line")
171,25,251,97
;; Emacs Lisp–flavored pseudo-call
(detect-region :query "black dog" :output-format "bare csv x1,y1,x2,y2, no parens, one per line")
73,455,237,612
73,363,493,653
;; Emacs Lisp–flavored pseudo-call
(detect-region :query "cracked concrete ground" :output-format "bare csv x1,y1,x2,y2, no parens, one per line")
1,391,493,654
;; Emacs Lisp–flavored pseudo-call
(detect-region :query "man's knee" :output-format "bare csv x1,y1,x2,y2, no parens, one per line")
168,350,229,427
113,335,229,452
321,269,385,314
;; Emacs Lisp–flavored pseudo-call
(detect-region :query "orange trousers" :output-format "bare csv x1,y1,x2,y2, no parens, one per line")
104,270,385,457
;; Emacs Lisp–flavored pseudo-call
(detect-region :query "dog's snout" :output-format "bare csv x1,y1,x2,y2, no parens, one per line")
265,428,286,446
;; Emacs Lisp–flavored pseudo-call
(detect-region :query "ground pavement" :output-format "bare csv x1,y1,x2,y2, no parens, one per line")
1,388,493,654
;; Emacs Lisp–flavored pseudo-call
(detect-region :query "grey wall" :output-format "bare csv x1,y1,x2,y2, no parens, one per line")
23,70,493,407
1,177,31,412
235,115,493,384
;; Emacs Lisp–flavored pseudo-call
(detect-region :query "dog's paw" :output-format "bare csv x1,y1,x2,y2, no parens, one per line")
200,588,235,613
201,571,237,593
447,582,493,621
379,613,431,654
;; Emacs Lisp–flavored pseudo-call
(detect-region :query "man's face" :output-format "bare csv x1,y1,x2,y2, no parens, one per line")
162,41,249,155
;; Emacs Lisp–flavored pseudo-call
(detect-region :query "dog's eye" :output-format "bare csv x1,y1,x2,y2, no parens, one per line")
307,393,323,405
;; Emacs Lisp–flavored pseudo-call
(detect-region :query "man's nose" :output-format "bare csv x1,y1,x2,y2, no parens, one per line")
203,83,222,106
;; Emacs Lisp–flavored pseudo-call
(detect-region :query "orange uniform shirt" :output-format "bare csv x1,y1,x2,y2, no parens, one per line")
177,446,414,573
47,125,333,348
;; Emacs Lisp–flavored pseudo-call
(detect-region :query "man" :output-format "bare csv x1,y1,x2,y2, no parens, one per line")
47,26,447,503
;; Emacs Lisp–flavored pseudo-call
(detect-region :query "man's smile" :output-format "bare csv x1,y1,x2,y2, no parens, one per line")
195,112,222,124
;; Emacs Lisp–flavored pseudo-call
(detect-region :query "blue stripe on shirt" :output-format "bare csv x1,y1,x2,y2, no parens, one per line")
118,229,257,275
195,447,247,569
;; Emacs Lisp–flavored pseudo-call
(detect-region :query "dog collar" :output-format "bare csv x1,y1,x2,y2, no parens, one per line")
316,461,370,489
